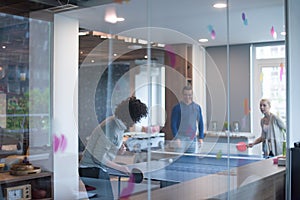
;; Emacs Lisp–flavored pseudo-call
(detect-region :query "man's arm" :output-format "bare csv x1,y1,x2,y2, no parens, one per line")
171,105,180,137
198,105,204,143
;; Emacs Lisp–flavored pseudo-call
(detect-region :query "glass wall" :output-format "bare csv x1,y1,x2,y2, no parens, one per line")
0,0,287,199
69,1,285,199
69,0,286,199
0,12,52,199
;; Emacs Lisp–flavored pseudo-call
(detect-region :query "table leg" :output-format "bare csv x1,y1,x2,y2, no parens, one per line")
118,176,121,198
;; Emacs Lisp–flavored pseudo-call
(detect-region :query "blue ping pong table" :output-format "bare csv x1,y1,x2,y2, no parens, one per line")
143,154,262,187
108,153,263,192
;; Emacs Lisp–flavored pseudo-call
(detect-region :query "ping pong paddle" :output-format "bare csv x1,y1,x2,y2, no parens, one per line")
130,168,143,183
236,141,248,152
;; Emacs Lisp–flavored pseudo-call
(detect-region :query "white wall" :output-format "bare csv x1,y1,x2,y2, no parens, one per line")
135,64,166,127
53,14,79,199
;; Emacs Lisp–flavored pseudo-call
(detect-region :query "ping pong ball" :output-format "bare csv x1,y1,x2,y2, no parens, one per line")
169,158,173,163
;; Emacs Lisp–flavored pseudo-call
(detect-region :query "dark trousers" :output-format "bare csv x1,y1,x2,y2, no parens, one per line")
79,167,114,200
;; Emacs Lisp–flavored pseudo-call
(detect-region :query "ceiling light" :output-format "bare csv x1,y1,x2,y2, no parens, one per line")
78,31,89,36
124,37,132,43
105,7,125,24
116,17,124,22
213,3,227,8
157,43,165,47
128,45,143,50
105,16,125,23
280,31,286,36
199,38,208,43
138,39,148,44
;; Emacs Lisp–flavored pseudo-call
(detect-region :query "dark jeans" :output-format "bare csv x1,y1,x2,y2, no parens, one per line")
79,167,114,200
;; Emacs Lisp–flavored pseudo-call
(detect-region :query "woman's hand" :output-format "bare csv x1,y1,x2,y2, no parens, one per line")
105,159,131,174
118,165,131,175
248,143,254,148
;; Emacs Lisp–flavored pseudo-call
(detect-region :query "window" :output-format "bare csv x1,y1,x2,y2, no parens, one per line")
252,44,286,138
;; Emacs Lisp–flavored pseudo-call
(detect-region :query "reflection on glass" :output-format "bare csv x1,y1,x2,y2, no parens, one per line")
211,121,218,131
232,121,239,132
74,0,286,199
0,13,51,165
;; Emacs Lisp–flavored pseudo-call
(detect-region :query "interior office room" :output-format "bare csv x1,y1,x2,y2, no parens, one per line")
0,0,299,199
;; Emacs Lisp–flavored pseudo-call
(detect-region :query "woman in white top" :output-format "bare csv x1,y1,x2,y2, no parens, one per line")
248,99,286,158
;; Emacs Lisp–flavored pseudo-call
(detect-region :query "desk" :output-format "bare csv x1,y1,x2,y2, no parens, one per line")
0,171,53,199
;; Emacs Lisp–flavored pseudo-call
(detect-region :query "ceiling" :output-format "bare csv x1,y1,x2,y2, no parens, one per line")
0,0,113,17
0,0,285,67
0,0,53,17
61,0,285,47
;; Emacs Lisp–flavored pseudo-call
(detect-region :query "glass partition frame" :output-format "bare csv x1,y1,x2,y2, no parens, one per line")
74,0,286,199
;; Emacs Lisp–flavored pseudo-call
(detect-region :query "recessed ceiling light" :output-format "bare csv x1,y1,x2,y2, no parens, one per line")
280,31,286,36
128,45,143,50
199,38,208,43
213,3,227,8
105,7,125,24
116,17,124,22
78,31,89,36
105,16,125,23
138,39,148,45
157,43,165,47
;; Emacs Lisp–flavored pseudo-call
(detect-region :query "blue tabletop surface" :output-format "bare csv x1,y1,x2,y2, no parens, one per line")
146,155,262,183
108,154,262,184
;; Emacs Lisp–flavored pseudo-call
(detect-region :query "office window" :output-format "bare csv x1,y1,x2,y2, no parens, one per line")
254,45,286,122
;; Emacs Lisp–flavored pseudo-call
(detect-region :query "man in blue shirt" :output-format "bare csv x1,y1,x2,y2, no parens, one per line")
171,85,204,153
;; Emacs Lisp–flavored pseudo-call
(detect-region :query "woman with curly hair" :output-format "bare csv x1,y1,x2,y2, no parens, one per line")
79,96,148,199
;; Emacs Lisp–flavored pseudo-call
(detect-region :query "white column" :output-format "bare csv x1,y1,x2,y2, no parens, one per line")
53,14,79,199
192,45,207,130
